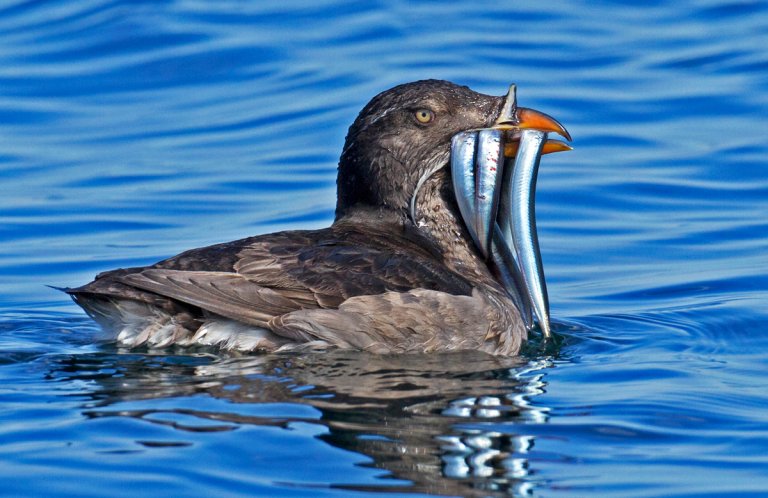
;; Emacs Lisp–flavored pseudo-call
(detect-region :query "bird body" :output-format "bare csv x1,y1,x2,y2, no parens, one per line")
67,80,568,355
71,204,526,354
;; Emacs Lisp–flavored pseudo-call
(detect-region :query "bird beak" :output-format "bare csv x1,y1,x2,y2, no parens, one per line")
493,84,572,143
450,84,572,339
505,138,572,158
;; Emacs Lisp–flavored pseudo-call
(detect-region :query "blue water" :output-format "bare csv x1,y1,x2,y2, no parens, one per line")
1,1,767,496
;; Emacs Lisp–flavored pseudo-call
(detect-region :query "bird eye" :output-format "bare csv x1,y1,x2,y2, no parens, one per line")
414,109,435,124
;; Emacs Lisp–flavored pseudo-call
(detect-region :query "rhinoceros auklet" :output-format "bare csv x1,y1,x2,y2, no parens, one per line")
66,80,570,355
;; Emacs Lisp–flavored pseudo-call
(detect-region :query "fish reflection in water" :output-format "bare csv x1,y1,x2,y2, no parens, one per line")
51,350,552,496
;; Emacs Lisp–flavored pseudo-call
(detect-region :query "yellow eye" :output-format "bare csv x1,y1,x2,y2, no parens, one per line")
414,109,434,124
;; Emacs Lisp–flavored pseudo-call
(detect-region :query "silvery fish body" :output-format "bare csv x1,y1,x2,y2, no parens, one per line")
498,129,550,337
451,128,551,337
450,129,504,259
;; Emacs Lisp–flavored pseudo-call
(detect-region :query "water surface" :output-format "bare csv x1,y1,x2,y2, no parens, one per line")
1,1,767,496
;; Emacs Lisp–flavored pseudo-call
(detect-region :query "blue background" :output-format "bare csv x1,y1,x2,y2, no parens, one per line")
1,1,767,496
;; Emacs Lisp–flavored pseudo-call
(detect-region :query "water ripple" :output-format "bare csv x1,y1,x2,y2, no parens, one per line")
1,0,767,496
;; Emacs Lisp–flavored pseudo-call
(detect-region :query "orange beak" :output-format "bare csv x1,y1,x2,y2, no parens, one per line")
505,138,572,157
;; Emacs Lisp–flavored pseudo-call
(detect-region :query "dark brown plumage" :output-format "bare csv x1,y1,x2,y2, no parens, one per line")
67,80,527,354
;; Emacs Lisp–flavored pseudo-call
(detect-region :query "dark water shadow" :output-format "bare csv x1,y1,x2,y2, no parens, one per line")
47,347,556,497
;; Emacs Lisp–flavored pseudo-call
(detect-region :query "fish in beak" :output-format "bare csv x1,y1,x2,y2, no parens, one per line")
450,85,571,338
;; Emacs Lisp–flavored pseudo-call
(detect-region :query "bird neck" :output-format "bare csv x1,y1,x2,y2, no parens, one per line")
333,163,500,291
335,142,420,220
410,169,498,287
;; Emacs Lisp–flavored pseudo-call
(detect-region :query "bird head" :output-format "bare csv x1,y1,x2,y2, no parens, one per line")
335,79,569,220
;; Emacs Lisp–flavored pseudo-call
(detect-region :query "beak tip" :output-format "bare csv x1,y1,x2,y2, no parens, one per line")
515,107,572,142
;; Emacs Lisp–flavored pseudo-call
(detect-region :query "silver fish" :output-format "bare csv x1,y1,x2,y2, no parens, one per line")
450,85,570,338
450,131,480,249
496,129,550,337
450,129,504,259
451,125,566,338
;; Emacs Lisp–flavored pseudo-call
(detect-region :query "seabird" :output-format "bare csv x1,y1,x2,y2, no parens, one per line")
65,80,569,355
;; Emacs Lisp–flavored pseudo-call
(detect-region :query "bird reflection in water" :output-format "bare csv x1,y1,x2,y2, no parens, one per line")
50,349,553,496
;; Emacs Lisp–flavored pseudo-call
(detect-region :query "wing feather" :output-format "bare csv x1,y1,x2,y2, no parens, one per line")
121,270,312,327
75,211,478,337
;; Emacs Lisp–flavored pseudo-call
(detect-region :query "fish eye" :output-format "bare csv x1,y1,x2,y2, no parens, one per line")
414,108,435,124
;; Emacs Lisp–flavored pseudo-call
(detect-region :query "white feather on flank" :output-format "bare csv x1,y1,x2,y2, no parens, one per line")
95,300,177,347
191,319,286,351
84,297,288,351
